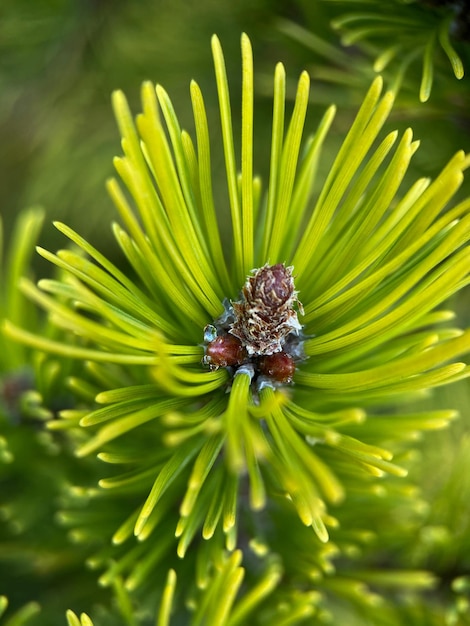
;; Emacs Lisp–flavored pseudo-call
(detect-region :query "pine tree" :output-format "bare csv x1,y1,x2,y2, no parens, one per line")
1,3,469,625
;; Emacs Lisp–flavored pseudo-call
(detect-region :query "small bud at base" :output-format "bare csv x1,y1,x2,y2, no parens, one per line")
258,352,296,384
203,334,247,369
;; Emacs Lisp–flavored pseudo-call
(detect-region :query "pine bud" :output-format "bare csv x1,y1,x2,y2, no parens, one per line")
229,264,303,356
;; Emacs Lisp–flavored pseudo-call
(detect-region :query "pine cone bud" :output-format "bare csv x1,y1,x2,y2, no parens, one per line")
229,264,302,356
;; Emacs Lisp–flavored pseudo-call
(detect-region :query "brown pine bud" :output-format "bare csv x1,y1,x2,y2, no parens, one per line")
229,264,302,356
203,334,247,369
258,352,296,383
250,263,294,308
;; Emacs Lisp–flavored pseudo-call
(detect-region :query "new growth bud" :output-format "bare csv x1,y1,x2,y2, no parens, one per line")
230,264,303,356
202,264,305,387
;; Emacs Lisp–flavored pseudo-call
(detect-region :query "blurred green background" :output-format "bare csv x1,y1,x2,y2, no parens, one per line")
1,0,296,257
